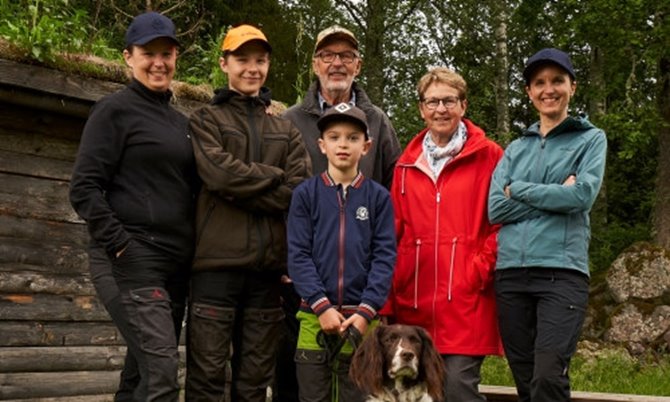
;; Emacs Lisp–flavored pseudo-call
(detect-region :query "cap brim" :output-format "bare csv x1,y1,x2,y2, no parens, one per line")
317,114,368,136
130,34,179,47
315,33,358,52
523,59,574,83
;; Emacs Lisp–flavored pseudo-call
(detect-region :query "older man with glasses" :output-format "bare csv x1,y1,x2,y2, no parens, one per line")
277,25,401,402
283,25,401,190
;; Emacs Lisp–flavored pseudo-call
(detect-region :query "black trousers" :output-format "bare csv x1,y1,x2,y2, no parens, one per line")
495,268,589,402
88,242,187,402
186,270,284,402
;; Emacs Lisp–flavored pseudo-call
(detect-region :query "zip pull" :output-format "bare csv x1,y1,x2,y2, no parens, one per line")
437,192,441,203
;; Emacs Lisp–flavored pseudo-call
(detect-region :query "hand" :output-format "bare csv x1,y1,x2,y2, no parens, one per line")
340,314,367,336
504,185,511,198
318,308,345,334
115,243,129,258
563,174,576,186
280,274,293,284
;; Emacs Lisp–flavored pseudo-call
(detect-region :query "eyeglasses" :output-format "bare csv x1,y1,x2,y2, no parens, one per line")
421,96,461,110
315,50,358,64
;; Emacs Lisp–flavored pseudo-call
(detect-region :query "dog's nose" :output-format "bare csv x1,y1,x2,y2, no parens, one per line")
400,350,415,362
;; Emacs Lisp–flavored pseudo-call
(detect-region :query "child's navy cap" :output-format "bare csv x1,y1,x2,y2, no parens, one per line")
317,103,369,139
125,12,179,48
523,48,575,84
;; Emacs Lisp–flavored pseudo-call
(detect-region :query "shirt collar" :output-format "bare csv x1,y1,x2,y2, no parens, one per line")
318,91,357,113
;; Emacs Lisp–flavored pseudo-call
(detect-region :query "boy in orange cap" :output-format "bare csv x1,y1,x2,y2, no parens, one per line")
185,24,311,402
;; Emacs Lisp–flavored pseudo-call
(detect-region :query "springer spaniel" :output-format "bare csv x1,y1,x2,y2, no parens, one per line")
350,324,444,402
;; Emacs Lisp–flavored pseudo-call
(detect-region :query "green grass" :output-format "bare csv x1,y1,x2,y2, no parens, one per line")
481,351,670,396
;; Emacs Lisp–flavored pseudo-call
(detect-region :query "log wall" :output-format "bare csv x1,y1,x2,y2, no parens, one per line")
0,58,199,401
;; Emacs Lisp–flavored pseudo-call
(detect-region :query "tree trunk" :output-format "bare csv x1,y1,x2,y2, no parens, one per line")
654,54,670,248
360,0,386,107
587,46,608,237
492,0,510,144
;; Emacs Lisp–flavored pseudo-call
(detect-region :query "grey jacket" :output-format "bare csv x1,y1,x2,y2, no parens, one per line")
283,81,401,189
488,116,607,276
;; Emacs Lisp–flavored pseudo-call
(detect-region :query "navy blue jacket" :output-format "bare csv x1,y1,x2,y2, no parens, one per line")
287,172,396,321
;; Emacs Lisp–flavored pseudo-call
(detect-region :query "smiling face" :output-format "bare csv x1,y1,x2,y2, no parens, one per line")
221,40,270,96
318,120,370,178
525,63,576,124
419,82,467,145
313,40,361,103
123,37,177,92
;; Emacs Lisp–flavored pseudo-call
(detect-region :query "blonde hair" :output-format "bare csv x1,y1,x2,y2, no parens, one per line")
416,67,467,100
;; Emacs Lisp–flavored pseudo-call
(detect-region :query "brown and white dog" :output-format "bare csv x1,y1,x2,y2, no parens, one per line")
350,324,444,402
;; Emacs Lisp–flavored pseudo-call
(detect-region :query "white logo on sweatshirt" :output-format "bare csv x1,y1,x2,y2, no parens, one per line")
356,206,369,221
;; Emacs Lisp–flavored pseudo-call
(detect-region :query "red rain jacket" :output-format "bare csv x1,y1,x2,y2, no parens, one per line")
381,119,504,356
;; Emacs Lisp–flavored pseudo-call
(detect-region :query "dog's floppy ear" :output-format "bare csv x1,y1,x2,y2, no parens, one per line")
350,324,386,396
416,326,445,402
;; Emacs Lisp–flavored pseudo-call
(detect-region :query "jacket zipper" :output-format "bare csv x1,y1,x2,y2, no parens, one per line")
414,239,421,309
432,190,440,337
337,191,346,309
248,102,266,268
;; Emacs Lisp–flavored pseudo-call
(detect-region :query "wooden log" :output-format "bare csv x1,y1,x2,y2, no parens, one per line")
2,395,115,402
0,369,186,400
0,293,110,321
0,173,81,224
0,345,186,372
0,149,73,181
0,271,96,295
0,346,125,372
0,238,89,275
0,371,120,399
0,126,79,160
0,214,88,247
0,321,120,347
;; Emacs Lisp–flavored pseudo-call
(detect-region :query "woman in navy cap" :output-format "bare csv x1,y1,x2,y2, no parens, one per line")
69,11,198,401
488,48,607,402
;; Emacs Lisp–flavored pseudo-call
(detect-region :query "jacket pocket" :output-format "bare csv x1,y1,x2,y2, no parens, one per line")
394,239,422,309
196,198,251,259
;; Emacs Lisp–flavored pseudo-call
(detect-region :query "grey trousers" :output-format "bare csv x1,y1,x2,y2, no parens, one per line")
442,355,486,402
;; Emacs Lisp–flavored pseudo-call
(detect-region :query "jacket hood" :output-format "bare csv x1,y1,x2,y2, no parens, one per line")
525,115,596,137
397,118,490,165
211,86,272,107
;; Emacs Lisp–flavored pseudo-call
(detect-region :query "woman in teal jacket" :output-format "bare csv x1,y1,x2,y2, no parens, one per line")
488,48,607,402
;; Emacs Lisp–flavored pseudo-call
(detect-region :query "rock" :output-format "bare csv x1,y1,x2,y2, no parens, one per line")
605,242,670,303
605,304,670,345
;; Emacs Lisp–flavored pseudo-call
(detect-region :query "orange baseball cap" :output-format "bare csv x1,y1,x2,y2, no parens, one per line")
221,24,272,53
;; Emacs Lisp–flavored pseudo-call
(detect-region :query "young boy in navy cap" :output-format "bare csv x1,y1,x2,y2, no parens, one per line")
287,103,396,402
186,24,311,402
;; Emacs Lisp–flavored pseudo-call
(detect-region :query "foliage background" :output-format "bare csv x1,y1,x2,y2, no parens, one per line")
1,0,668,302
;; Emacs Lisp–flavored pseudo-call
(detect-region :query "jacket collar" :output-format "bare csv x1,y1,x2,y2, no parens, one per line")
524,115,596,138
129,78,173,104
320,170,365,189
302,81,372,115
397,118,488,166
210,86,272,107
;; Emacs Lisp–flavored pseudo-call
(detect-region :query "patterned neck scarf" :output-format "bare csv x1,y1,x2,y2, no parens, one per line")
422,121,468,178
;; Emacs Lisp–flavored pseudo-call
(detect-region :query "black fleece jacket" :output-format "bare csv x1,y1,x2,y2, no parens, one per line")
69,79,199,263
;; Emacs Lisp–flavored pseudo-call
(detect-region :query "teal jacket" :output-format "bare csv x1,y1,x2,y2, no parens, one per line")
488,116,607,276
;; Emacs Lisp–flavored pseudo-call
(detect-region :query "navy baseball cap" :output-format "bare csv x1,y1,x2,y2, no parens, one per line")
317,103,369,139
523,48,575,84
125,12,179,48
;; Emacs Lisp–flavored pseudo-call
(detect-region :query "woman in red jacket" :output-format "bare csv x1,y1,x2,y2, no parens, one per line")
382,67,503,402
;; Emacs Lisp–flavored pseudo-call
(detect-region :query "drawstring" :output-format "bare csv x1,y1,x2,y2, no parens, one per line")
448,237,458,301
